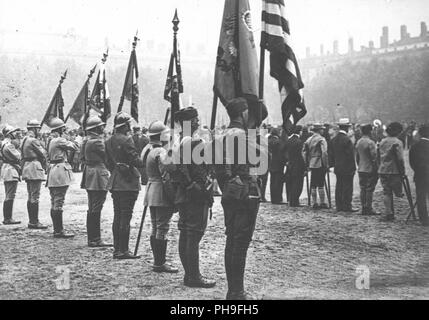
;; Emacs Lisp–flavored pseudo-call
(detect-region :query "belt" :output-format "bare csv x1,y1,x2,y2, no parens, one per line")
23,157,37,162
50,159,66,164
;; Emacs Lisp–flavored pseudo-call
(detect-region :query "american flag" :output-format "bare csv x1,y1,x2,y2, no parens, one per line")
261,0,306,129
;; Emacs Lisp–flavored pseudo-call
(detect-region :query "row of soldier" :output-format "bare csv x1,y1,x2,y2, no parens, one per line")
262,119,429,226
0,98,259,300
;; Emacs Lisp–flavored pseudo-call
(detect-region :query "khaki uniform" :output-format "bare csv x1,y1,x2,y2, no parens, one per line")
1,138,21,200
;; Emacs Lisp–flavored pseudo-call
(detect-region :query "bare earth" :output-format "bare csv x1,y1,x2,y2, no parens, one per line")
1,161,429,300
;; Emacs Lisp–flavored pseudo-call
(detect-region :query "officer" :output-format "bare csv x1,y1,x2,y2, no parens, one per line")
302,124,329,209
409,124,429,226
329,119,358,213
143,120,178,273
215,98,262,300
80,116,112,247
21,119,48,229
174,107,216,288
378,122,405,222
46,117,78,238
105,112,144,260
1,125,22,225
285,125,306,207
356,124,379,216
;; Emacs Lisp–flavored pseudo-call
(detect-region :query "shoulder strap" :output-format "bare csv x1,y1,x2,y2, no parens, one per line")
20,136,29,155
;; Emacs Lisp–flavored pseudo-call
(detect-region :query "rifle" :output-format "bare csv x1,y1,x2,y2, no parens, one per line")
391,144,417,222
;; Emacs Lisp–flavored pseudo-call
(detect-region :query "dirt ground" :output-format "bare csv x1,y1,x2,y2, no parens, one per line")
1,156,429,300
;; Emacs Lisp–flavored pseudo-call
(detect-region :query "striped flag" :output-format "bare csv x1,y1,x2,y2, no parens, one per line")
261,0,306,129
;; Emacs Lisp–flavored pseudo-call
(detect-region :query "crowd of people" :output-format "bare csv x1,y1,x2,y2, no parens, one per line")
0,104,428,300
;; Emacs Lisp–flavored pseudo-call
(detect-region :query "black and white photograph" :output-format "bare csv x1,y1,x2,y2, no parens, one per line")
0,0,429,304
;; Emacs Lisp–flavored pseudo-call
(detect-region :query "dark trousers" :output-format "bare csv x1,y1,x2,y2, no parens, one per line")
358,173,378,211
222,198,259,294
286,173,304,206
416,179,429,225
260,172,268,201
111,191,139,254
270,171,284,203
335,174,355,211
87,190,107,243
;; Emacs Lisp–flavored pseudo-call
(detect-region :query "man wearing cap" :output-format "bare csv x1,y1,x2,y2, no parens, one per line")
329,119,358,213
1,125,22,225
143,120,178,273
173,107,216,288
355,124,379,216
409,124,429,226
302,123,329,209
46,117,79,238
21,119,48,229
105,112,144,259
80,116,112,247
285,125,305,207
215,98,262,300
378,122,405,222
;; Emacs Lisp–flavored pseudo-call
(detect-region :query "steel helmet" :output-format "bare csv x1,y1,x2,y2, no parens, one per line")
49,117,66,131
86,116,105,131
27,119,41,129
114,112,132,129
148,121,169,136
2,125,19,137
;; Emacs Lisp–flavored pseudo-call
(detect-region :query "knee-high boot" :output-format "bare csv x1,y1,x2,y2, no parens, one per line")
152,238,178,273
116,214,140,260
179,230,188,278
226,241,251,300
28,202,47,229
3,200,20,225
52,210,74,238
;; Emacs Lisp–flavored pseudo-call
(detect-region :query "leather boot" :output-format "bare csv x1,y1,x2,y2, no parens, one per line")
365,192,379,215
3,200,20,225
179,230,188,278
184,232,216,288
225,236,234,292
87,211,112,247
226,241,251,300
52,210,74,238
152,238,178,273
28,202,47,229
116,215,140,260
112,215,121,258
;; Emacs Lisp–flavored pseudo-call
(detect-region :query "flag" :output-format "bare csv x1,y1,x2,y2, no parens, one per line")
261,0,306,129
90,64,111,122
118,49,139,122
214,0,266,127
41,72,66,127
66,81,88,126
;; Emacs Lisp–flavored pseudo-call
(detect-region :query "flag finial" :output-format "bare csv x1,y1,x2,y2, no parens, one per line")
132,31,140,49
60,69,68,84
102,48,109,63
89,64,97,78
172,9,180,32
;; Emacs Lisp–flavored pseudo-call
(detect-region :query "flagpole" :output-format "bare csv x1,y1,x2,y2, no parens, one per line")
171,9,180,130
42,69,67,127
210,92,218,130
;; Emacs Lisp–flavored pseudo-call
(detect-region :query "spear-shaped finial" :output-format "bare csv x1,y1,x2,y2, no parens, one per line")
172,9,180,33
88,64,97,78
132,30,140,49
60,69,68,85
102,48,109,64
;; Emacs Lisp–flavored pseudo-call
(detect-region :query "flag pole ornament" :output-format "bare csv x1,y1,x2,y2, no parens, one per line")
261,0,306,131
212,0,266,130
118,33,140,123
41,69,68,127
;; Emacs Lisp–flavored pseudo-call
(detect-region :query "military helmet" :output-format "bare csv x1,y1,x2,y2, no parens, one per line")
86,116,105,131
27,119,41,129
2,125,19,137
114,112,132,129
49,117,66,132
148,121,169,137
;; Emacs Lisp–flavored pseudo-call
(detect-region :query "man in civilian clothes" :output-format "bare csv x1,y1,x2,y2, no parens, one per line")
285,125,305,207
409,124,429,226
268,127,286,204
355,124,379,216
329,118,358,213
105,112,144,259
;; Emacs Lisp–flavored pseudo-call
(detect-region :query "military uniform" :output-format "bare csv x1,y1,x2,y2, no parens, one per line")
21,128,48,228
81,122,111,247
285,132,305,207
215,98,262,300
105,112,144,259
268,129,286,204
1,131,21,225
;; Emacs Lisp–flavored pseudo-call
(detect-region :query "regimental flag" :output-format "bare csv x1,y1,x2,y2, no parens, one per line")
214,0,267,128
261,0,306,129
41,70,67,127
118,48,139,123
90,63,112,122
66,80,88,126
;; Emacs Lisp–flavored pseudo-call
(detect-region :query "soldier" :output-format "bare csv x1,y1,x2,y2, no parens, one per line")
285,125,306,207
105,112,144,260
80,116,112,247
356,123,379,216
173,107,216,288
46,117,78,238
21,119,48,229
143,120,178,273
409,124,429,226
302,124,329,209
378,122,405,222
329,119,358,213
215,98,262,300
1,125,22,225
268,127,286,204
